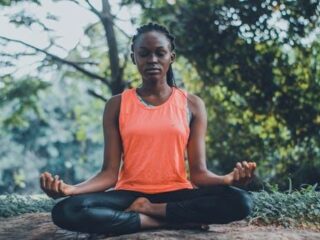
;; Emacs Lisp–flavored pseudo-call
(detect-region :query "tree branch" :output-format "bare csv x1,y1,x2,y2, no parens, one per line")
84,0,102,19
71,60,99,65
119,40,131,88
87,89,108,102
68,0,130,39
0,36,111,88
100,0,124,94
113,22,131,39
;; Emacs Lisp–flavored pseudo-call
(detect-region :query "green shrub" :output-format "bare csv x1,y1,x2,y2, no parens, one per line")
0,194,55,217
248,184,320,228
1,187,320,230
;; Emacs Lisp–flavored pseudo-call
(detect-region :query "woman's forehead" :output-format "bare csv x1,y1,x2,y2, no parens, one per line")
134,31,171,49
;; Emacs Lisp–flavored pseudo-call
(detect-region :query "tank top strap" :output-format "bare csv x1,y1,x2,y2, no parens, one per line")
120,88,133,114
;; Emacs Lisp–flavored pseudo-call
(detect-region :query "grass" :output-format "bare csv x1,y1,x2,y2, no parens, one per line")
0,194,55,217
248,184,320,229
0,185,319,229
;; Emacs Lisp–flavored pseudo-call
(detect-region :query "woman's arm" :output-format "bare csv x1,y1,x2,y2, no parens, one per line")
72,94,123,193
40,95,123,198
186,94,255,187
186,94,224,187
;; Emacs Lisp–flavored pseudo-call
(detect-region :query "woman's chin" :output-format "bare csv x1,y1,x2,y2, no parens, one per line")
143,74,164,81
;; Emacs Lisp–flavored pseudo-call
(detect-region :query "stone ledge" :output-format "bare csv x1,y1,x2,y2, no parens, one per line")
0,213,320,240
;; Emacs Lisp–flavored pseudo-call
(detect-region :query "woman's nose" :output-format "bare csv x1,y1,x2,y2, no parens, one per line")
147,53,158,63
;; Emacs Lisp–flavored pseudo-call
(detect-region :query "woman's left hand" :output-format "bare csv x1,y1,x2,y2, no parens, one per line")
223,161,256,186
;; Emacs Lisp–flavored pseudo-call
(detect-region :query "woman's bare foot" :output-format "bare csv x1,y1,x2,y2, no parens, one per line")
125,197,167,219
139,213,166,229
125,197,151,213
124,198,209,231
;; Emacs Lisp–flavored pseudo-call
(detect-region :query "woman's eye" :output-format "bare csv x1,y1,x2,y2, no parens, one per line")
157,52,165,56
139,52,148,57
138,50,166,57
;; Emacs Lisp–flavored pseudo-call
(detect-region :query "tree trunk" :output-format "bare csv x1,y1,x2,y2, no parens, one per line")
101,0,125,95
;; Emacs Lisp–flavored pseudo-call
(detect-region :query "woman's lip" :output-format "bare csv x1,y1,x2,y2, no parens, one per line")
145,69,161,73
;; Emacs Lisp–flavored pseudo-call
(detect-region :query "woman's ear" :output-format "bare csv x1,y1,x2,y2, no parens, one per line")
170,52,176,63
131,53,136,65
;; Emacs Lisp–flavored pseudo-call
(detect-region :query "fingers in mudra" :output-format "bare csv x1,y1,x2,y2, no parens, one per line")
236,162,245,178
233,168,240,181
58,179,64,193
242,161,251,178
40,172,59,198
250,162,257,171
42,172,51,190
44,172,52,191
51,175,59,192
247,162,256,177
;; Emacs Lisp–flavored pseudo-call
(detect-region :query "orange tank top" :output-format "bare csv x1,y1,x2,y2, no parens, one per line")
114,87,194,194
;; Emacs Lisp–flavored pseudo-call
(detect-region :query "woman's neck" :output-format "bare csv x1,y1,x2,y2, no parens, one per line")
138,81,171,96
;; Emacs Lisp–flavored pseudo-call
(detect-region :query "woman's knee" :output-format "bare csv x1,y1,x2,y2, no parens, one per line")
51,197,81,230
51,198,70,228
230,187,254,220
51,194,123,233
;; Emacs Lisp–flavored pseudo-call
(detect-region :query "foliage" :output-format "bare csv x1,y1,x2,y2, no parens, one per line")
0,72,105,194
0,76,51,128
122,0,320,189
249,184,320,229
0,194,54,217
1,186,320,230
0,0,136,194
1,0,320,194
0,0,40,6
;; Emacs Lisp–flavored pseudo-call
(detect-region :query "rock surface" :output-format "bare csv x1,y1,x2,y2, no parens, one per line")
0,213,320,240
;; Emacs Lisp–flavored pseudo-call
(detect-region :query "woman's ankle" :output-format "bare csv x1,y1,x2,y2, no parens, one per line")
139,213,166,229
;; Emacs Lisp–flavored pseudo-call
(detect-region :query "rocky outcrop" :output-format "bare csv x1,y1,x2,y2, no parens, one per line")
0,212,319,240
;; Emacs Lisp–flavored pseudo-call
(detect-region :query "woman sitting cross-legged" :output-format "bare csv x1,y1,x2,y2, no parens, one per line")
40,22,257,236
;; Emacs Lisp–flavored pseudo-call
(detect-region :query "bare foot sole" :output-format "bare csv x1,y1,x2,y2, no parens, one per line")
125,197,151,212
124,198,209,231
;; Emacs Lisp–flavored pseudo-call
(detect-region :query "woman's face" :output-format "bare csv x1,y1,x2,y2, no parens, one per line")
132,31,175,82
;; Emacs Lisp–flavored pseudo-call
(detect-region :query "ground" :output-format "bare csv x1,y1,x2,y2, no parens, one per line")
0,213,319,240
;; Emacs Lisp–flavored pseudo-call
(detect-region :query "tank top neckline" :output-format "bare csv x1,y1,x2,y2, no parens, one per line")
133,87,176,110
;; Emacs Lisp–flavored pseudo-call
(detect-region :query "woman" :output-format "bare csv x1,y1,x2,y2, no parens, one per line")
40,23,256,236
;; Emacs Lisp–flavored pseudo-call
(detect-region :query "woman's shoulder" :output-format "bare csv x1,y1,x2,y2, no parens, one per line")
103,94,122,118
186,92,206,114
106,94,121,106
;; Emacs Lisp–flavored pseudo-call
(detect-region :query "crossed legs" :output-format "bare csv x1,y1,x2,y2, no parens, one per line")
126,185,253,228
125,197,210,230
51,185,253,235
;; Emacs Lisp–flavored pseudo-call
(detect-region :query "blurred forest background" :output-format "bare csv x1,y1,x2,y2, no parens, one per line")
0,0,319,194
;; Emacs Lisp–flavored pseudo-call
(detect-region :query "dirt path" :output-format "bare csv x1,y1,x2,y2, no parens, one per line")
0,213,319,240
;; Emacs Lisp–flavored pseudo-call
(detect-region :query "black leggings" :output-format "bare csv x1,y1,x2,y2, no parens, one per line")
51,185,253,235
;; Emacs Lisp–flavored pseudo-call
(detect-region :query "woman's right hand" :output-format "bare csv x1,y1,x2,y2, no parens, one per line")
40,172,76,199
